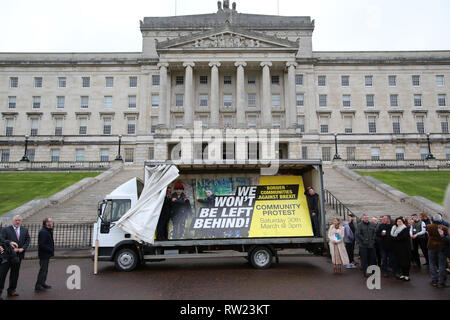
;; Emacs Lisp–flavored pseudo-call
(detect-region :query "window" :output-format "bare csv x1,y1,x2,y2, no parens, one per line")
436,75,445,86
395,148,405,160
175,76,184,86
30,118,39,136
223,94,232,108
388,75,397,87
295,74,303,86
224,76,232,85
342,95,351,108
79,118,87,135
346,147,356,160
82,77,90,88
420,147,428,160
103,117,112,135
1,149,10,163
344,116,353,134
199,115,208,129
319,94,327,107
151,94,159,107
8,96,16,109
105,77,114,88
322,147,331,161
446,147,450,160
58,77,66,88
248,115,257,128
371,148,380,161
81,96,89,108
100,149,109,162
248,76,256,86
5,118,14,136
296,94,304,107
390,94,399,107
152,75,160,86
320,116,329,133
174,116,183,128
150,116,158,133
223,115,233,128
248,93,256,107
318,76,326,86
148,147,155,160
10,77,18,88
271,75,280,85
125,148,134,163
366,94,375,108
127,117,136,134
129,76,138,88
341,76,350,87
271,94,281,107
301,146,308,160
440,116,449,134
27,149,35,162
128,95,137,108
199,75,208,85
104,96,113,109
57,96,65,109
368,116,377,133
32,96,41,109
34,77,43,88
392,116,401,134
55,118,63,136
76,149,84,162
414,94,422,107
199,94,208,107
365,76,373,87
412,75,420,86
416,116,425,133
438,94,447,107
298,116,305,133
51,149,60,162
175,94,184,107
272,115,281,129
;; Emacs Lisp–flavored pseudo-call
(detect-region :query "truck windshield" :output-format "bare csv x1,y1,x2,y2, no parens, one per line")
102,199,131,223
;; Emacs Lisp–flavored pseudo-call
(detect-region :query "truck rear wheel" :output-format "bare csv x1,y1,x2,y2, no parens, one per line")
249,246,273,269
114,248,138,272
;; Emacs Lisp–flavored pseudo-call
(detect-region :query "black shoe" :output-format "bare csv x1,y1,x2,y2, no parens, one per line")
430,280,438,287
42,284,52,289
437,283,449,288
35,286,45,292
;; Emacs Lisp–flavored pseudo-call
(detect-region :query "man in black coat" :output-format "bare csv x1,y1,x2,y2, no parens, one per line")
0,215,30,297
304,186,321,237
356,215,377,277
35,218,54,292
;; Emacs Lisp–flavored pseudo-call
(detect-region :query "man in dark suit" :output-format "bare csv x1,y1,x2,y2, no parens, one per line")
35,217,54,292
0,215,30,298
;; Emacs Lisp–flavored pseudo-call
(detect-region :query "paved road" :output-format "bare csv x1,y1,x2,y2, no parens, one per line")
3,255,448,300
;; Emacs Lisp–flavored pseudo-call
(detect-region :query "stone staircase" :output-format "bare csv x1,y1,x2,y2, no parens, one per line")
23,167,143,224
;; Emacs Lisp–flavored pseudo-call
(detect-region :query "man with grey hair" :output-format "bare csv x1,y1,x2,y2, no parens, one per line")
426,213,449,288
356,214,377,277
0,215,30,298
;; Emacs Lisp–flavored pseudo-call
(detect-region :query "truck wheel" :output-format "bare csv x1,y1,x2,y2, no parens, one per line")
249,246,273,269
114,248,138,272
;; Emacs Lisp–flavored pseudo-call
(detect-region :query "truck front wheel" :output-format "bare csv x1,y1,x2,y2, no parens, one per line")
114,247,138,272
249,246,273,269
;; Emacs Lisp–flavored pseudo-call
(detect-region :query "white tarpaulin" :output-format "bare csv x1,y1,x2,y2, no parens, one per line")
116,165,179,244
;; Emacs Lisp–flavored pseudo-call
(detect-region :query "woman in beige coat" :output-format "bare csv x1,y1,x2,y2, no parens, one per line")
328,218,350,274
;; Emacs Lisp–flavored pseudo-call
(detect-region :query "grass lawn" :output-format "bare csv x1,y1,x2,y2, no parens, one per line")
356,171,450,205
0,172,100,215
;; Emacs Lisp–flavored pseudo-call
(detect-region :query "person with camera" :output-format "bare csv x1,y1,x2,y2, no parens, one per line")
0,215,30,298
35,218,54,292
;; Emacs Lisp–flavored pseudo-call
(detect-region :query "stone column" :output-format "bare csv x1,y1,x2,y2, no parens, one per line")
235,61,247,128
183,62,195,128
286,61,298,129
260,61,273,128
209,61,221,128
158,63,169,128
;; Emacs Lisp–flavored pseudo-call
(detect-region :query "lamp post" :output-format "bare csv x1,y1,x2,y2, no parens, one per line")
20,135,30,162
115,134,123,161
425,132,435,160
333,133,341,160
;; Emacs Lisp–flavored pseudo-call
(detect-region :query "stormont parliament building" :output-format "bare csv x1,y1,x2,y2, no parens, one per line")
1,1,450,165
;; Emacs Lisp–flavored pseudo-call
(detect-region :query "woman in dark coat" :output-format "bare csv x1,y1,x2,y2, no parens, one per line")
390,217,411,281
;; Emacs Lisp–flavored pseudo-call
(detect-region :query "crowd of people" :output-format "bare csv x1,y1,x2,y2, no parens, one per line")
0,215,54,299
327,212,450,288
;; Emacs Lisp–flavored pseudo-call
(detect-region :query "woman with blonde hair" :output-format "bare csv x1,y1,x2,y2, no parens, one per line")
328,218,350,274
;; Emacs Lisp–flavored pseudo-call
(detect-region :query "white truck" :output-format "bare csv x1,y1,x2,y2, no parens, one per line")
92,160,327,271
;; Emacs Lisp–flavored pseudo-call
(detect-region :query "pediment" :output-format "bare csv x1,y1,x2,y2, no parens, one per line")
157,27,298,50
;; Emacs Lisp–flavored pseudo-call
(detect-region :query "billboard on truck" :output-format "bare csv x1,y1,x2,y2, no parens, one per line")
165,174,313,240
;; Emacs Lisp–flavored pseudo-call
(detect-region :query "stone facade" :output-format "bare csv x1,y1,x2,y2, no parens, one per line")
1,2,449,164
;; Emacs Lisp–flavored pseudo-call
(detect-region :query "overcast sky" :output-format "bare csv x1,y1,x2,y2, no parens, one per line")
0,0,449,52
